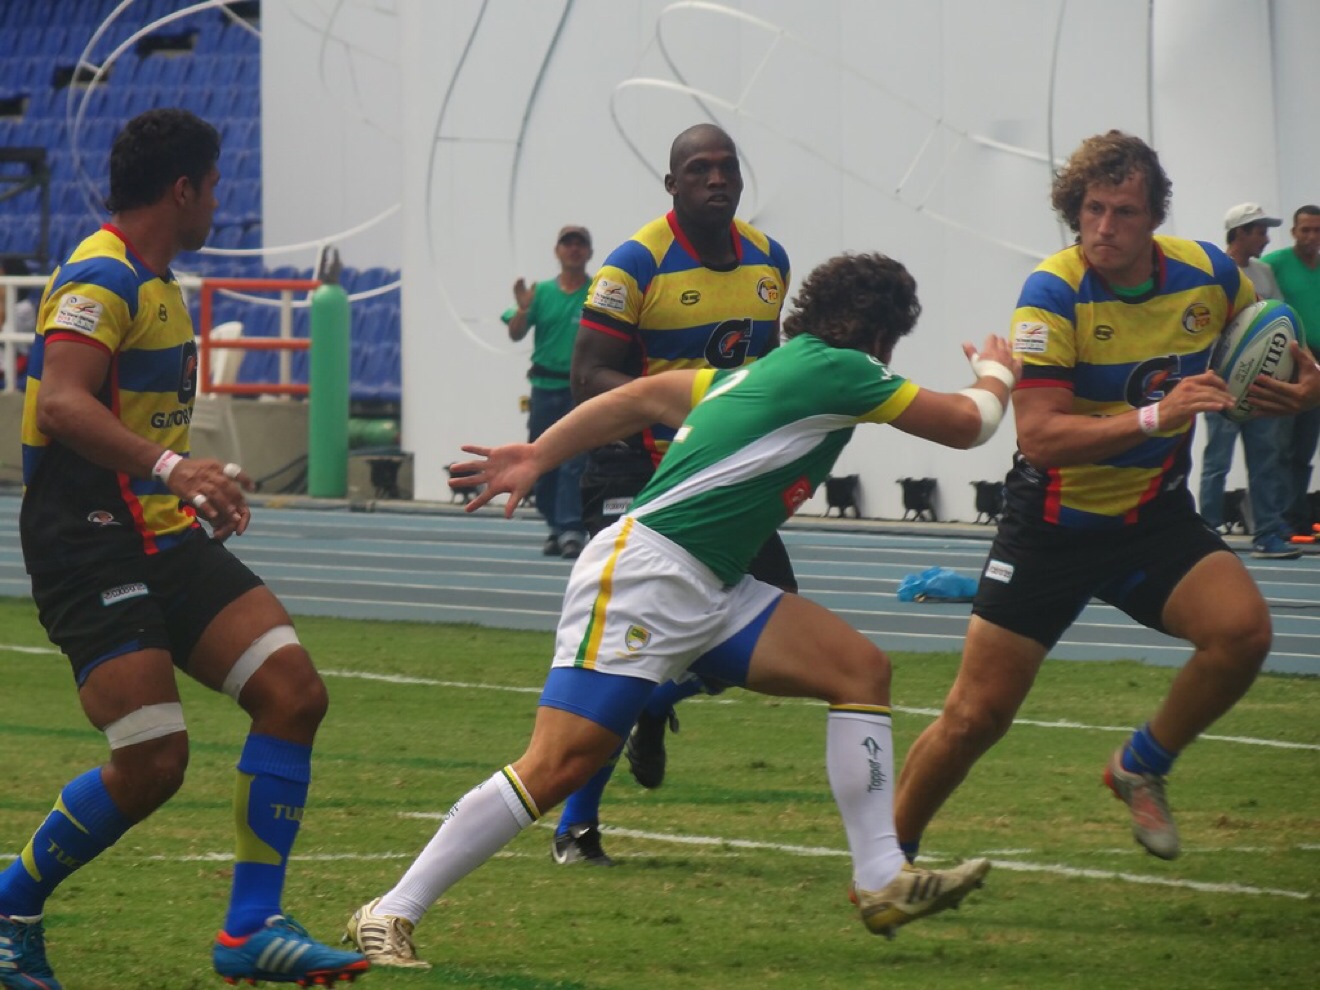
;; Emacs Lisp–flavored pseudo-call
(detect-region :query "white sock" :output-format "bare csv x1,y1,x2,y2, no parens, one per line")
826,705,905,891
376,767,539,923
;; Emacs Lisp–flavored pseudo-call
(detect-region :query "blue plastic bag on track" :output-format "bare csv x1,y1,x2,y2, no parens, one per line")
896,566,979,603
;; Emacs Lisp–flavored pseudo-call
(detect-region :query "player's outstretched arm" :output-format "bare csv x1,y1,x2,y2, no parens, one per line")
890,334,1021,449
1247,341,1320,415
450,370,700,516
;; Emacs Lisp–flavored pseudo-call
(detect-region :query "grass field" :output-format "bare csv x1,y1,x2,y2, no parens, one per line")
1,596,1317,990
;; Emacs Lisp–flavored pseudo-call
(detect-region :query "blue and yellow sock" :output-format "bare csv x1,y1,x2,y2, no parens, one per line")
224,734,312,937
0,767,131,917
1121,723,1177,777
555,745,621,836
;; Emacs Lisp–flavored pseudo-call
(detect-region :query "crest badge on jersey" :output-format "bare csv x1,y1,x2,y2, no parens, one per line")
591,278,627,314
52,294,103,335
1181,304,1212,334
756,276,780,304
781,476,812,515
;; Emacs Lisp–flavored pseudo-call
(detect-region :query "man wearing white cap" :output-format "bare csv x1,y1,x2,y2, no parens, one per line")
1197,203,1298,558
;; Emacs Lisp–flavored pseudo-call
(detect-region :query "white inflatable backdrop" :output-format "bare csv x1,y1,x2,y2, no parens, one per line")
261,0,1319,515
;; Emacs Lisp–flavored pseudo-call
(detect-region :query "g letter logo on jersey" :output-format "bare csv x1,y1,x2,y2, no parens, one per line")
177,339,199,403
590,279,627,314
1013,322,1048,354
53,294,103,336
705,318,754,368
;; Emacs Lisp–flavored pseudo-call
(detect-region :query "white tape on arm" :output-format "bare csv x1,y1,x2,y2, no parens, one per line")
104,702,187,750
222,625,301,700
968,353,1018,388
959,387,1006,447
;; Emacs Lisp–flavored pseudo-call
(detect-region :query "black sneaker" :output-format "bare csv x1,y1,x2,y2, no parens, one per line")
542,535,562,556
550,823,615,866
560,536,584,560
626,708,678,789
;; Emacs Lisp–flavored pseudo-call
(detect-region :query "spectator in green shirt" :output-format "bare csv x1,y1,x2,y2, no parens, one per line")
503,226,593,557
1263,205,1320,533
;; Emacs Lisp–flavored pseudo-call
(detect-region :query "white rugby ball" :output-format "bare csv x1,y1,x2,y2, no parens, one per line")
1211,299,1298,423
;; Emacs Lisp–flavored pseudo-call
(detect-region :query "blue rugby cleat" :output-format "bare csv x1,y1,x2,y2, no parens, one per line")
0,914,63,990
213,915,369,986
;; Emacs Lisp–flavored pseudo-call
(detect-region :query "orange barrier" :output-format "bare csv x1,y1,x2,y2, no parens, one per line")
197,277,320,396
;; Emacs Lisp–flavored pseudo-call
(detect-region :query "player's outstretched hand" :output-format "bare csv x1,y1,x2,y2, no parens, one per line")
963,334,1022,386
1247,341,1320,416
449,443,540,516
169,458,252,542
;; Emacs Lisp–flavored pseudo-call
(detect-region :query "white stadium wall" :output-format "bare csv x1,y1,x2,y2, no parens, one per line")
263,0,1316,515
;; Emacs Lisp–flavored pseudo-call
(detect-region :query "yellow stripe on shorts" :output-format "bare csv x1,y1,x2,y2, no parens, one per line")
576,517,635,669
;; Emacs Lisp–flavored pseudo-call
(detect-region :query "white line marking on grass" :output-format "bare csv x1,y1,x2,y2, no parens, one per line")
3,652,1315,750
986,859,1311,900
318,669,1320,751
389,816,1312,899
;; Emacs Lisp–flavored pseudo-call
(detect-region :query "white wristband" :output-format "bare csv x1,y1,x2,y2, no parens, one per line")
153,450,182,483
968,353,1017,389
1138,403,1161,436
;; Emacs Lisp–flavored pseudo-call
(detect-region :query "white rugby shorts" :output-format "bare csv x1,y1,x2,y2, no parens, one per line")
552,517,782,686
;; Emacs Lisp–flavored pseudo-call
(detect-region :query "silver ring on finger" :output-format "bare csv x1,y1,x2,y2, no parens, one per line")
223,462,242,479
191,493,209,509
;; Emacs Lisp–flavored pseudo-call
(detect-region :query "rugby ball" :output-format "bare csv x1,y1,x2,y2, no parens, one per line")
1211,299,1299,423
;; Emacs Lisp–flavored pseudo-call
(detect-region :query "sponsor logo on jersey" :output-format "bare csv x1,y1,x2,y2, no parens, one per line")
680,290,701,305
984,559,1014,584
151,408,193,428
1181,303,1212,334
756,276,780,304
1012,322,1048,353
624,624,651,652
1125,354,1181,405
1094,324,1114,341
158,303,169,322
86,509,120,527
177,339,198,403
590,278,627,314
705,318,754,368
101,582,148,606
781,476,812,515
52,294,104,335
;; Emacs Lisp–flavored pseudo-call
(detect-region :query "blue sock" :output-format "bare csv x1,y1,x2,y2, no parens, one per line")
224,734,312,937
555,745,621,836
643,678,706,718
899,839,921,865
1121,723,1177,777
0,768,132,917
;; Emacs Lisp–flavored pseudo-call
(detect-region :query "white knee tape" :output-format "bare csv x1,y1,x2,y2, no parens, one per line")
104,702,187,750
222,625,300,700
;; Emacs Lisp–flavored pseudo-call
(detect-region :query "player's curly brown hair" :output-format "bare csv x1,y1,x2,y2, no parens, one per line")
1051,130,1171,233
782,252,921,360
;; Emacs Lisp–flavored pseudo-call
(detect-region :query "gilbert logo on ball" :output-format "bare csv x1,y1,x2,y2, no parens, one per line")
1210,299,1299,423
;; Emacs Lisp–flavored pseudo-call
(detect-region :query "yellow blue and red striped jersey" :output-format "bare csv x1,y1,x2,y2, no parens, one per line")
1006,235,1255,528
580,211,789,463
20,225,200,572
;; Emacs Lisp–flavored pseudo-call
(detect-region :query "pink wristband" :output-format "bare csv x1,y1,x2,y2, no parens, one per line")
152,450,182,483
1137,404,1160,436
